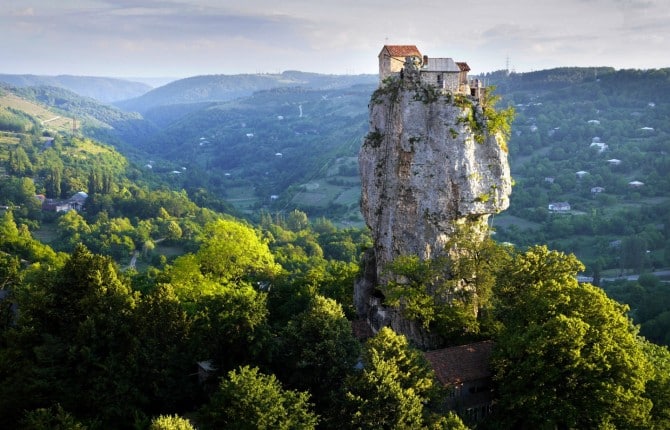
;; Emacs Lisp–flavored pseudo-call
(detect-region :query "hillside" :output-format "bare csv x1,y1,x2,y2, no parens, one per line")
3,84,159,154
138,84,375,223
0,89,75,134
0,74,151,103
482,67,670,274
115,71,376,113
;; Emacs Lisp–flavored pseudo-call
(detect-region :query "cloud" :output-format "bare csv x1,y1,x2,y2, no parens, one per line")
10,8,35,17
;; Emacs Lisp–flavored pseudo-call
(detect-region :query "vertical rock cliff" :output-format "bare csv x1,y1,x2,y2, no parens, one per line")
355,71,512,348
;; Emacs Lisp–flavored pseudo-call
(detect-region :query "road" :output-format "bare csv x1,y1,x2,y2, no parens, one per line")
601,269,670,282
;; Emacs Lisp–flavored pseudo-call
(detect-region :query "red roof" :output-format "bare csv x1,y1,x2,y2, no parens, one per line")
424,340,494,386
380,45,421,58
456,62,471,72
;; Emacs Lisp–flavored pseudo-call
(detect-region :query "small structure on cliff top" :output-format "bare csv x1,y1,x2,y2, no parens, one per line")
356,45,512,349
378,45,484,98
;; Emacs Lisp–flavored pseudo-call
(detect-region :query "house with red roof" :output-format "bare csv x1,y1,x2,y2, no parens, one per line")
378,45,479,97
378,45,422,82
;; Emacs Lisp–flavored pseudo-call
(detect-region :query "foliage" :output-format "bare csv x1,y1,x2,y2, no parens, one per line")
20,404,87,430
481,86,515,144
275,295,360,410
343,327,446,430
0,210,64,265
641,340,670,429
381,228,508,343
149,414,196,430
195,218,280,283
190,285,270,372
198,365,318,430
603,275,670,347
490,245,653,429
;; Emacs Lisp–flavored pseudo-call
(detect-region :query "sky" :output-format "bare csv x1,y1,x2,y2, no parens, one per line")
2,0,669,80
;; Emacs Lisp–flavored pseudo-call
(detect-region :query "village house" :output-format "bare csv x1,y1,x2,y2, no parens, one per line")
591,186,605,194
590,141,608,153
548,202,571,212
424,341,495,424
607,159,621,166
378,45,481,98
41,191,88,213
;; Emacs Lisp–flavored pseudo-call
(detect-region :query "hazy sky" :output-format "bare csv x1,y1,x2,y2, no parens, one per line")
2,0,669,79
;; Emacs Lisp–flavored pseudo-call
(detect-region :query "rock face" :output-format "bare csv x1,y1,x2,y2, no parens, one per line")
355,74,512,348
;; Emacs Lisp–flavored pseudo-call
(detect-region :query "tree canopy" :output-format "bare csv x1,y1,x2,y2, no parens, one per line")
491,245,654,429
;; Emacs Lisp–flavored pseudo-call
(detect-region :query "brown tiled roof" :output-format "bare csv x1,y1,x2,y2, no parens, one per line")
424,340,494,386
456,62,471,72
380,45,421,58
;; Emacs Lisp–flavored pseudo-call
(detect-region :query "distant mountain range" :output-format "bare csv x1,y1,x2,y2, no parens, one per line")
0,74,152,103
114,71,377,114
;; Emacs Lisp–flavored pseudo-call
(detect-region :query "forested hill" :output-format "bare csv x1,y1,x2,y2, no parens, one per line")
2,84,159,153
115,70,377,113
0,73,151,103
483,67,670,99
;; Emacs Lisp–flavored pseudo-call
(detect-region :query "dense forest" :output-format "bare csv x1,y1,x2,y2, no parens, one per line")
0,69,669,429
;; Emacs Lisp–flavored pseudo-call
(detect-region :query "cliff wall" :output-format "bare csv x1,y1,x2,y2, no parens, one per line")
355,75,512,348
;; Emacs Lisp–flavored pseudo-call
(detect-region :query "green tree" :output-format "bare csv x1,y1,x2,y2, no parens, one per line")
134,284,196,413
149,414,195,430
8,146,32,176
196,219,280,283
343,327,444,430
190,284,269,372
161,220,183,241
286,209,310,232
2,245,142,426
491,245,653,429
20,404,87,430
45,165,62,198
621,236,647,274
380,227,507,344
277,295,360,410
642,340,670,429
198,365,318,430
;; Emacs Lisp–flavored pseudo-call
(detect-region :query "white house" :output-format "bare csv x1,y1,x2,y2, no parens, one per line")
590,142,608,153
548,202,571,212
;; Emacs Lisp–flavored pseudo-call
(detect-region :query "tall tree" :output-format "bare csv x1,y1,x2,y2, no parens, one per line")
195,219,280,284
198,365,318,430
1,245,142,426
276,295,360,412
491,245,653,429
343,327,446,430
